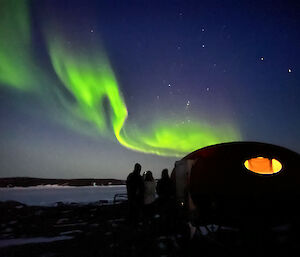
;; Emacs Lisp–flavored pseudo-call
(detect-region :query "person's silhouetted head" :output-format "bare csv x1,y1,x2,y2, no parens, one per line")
133,163,142,174
161,169,169,179
144,170,154,181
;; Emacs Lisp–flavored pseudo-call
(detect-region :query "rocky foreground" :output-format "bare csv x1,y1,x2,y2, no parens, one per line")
0,200,191,257
0,200,298,257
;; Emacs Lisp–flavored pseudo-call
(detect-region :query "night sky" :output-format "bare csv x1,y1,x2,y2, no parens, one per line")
0,0,299,179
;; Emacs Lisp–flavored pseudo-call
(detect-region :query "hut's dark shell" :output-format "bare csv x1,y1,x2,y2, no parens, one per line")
185,142,300,226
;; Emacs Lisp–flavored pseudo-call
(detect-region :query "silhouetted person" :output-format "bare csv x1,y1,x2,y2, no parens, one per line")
143,170,156,225
143,171,156,205
156,168,176,234
156,169,174,200
126,163,144,224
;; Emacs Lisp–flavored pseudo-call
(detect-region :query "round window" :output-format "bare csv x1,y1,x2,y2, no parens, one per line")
244,157,282,175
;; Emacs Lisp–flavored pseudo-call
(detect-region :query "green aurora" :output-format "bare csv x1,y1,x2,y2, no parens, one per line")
0,0,241,157
0,0,36,91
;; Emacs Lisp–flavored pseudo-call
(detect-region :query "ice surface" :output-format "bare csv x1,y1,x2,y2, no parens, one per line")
0,185,126,206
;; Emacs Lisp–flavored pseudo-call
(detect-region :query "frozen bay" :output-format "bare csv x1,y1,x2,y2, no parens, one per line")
0,185,126,206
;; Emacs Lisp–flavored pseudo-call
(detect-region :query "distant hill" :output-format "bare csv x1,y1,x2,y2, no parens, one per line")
0,177,126,187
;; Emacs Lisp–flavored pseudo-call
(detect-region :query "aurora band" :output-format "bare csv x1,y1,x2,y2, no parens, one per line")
0,0,241,157
47,35,241,157
0,0,38,91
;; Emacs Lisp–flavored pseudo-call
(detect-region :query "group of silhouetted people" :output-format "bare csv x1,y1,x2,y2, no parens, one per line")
126,163,176,228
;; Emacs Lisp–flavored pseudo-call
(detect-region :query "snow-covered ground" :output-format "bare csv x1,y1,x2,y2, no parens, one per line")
0,185,126,206
0,236,74,248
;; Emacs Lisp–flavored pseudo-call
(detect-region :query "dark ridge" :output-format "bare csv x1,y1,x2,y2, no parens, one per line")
0,177,125,187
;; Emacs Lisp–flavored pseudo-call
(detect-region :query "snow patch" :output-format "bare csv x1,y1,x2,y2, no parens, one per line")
0,236,73,248
59,230,82,235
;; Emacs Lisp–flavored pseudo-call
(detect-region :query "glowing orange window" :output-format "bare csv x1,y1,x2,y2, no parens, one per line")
244,157,282,175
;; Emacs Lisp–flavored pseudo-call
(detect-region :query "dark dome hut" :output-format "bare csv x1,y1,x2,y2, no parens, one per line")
171,142,300,227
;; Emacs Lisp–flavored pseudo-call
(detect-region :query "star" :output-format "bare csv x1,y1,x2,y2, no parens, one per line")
202,28,205,32
202,44,205,48
185,100,190,110
206,87,210,91
260,57,264,61
90,29,94,33
288,68,292,73
168,83,171,87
